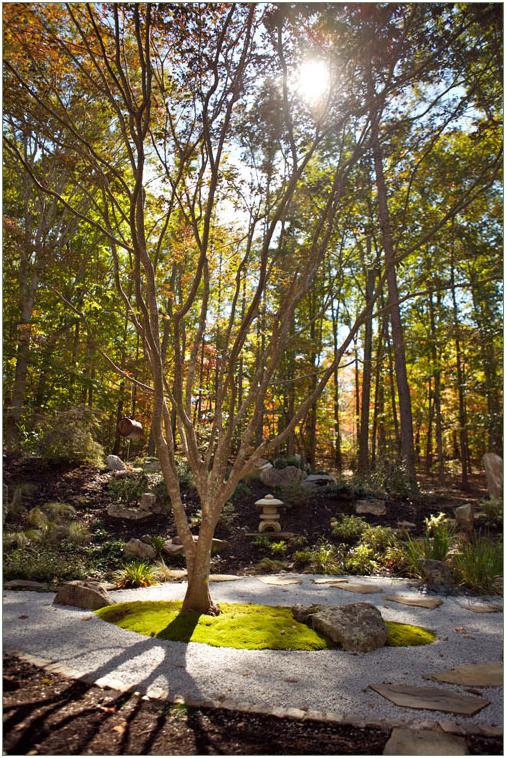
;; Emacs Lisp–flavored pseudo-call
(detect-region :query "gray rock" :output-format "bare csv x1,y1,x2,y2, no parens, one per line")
454,504,474,534
292,602,387,652
53,580,113,610
124,537,156,560
107,503,151,521
482,453,503,498
106,454,127,472
163,539,185,556
355,499,387,516
383,727,468,755
418,559,454,588
260,465,303,488
302,474,337,488
140,493,157,511
171,535,229,554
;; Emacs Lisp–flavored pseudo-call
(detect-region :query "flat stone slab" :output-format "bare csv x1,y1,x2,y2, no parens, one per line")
335,582,383,594
355,499,387,516
257,576,302,586
385,594,443,609
4,580,49,592
312,578,348,585
460,602,503,614
209,575,242,582
431,663,502,688
383,726,468,755
370,684,490,716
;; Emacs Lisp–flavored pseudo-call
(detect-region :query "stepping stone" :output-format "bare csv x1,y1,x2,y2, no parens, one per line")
431,663,502,688
209,574,242,582
355,499,387,516
461,602,503,614
335,582,383,594
385,594,442,609
258,576,302,586
369,683,489,715
383,726,467,755
312,578,348,585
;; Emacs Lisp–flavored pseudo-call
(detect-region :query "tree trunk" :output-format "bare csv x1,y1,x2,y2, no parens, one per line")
331,293,342,473
428,289,444,482
451,264,470,490
358,267,376,474
371,113,417,488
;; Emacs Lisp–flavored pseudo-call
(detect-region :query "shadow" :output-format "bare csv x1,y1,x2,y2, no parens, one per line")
157,610,201,643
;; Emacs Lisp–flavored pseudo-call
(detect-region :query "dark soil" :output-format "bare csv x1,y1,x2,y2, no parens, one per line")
3,655,502,756
3,453,493,578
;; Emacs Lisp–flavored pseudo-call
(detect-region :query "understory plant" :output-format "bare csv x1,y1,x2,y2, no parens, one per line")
452,537,503,593
476,497,503,529
114,560,157,588
330,514,368,541
31,406,104,466
402,512,456,577
293,540,343,574
107,474,148,505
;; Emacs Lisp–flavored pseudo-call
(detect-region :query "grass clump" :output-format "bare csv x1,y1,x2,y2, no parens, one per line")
452,537,503,593
385,621,436,646
96,600,334,651
96,600,436,650
330,514,368,541
114,560,157,588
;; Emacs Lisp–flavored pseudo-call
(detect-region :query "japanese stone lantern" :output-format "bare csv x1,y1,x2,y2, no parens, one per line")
255,493,284,533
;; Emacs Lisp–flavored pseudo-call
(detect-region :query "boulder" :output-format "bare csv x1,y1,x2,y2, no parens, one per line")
140,493,157,511
107,503,151,521
302,474,337,488
292,602,387,652
418,559,454,588
53,580,113,610
143,459,161,473
170,534,229,554
454,504,474,534
106,454,127,472
482,453,503,498
355,499,387,516
254,458,273,471
163,539,185,556
260,465,303,488
124,537,156,560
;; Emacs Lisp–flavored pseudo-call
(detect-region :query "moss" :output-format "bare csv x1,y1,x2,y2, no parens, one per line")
97,601,436,651
386,620,436,646
96,601,334,651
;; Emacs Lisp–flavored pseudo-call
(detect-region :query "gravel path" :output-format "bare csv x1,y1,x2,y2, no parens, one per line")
3,575,503,733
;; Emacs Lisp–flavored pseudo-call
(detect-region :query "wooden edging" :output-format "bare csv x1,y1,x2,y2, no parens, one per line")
6,648,502,739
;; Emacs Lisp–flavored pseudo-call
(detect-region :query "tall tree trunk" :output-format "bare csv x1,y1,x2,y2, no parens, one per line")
428,289,445,482
331,292,342,472
371,111,417,488
425,380,434,474
371,312,386,467
451,264,470,490
358,267,376,474
385,323,401,455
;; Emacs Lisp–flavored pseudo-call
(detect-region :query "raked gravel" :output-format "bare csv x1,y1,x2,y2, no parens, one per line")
3,574,503,733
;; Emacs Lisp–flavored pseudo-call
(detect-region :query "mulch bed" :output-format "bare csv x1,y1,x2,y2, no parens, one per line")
4,655,502,756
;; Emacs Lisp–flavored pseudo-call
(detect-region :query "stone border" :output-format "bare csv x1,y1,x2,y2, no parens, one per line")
6,648,502,739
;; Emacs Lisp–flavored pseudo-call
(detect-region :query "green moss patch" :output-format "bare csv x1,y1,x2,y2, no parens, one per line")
386,620,436,646
96,600,334,651
96,601,436,651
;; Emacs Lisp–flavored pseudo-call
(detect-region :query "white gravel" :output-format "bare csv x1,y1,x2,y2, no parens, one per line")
3,574,503,731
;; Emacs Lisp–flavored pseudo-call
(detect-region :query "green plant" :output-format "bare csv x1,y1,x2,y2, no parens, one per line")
402,513,456,576
151,535,166,558
232,481,251,501
255,557,287,572
64,522,92,545
4,531,31,549
3,546,87,582
345,544,378,575
294,541,344,575
154,559,175,582
175,459,194,488
273,456,303,470
27,507,49,530
189,509,202,529
114,560,157,588
476,497,503,528
453,537,503,593
330,514,368,541
361,525,398,552
289,535,308,548
44,502,76,521
33,405,104,466
252,535,272,550
270,540,287,556
107,474,148,505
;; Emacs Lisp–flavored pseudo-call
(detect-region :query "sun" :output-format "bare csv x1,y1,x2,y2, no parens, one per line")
295,60,330,107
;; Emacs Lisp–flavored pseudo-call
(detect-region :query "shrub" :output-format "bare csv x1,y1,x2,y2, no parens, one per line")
255,557,288,572
314,481,355,499
476,497,503,528
175,459,194,488
453,537,503,593
345,544,379,575
27,507,49,530
252,535,272,550
64,522,92,545
150,535,166,558
273,456,303,470
361,525,399,552
44,502,76,521
289,535,308,549
114,560,157,588
270,540,288,556
33,406,104,466
4,546,87,582
218,501,238,528
330,514,368,541
232,481,251,501
293,541,343,574
107,474,148,505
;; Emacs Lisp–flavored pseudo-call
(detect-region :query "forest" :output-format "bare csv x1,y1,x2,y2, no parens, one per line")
3,3,503,614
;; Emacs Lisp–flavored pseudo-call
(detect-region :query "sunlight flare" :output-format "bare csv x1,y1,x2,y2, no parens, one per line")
295,59,330,106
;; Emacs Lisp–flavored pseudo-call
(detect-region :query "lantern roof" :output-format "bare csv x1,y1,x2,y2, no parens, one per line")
255,493,284,507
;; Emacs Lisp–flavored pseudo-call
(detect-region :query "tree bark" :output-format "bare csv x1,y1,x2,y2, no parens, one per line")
451,264,470,490
358,267,376,474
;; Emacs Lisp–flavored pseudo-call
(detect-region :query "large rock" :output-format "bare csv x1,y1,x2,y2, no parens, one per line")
106,454,127,472
418,559,454,588
143,458,161,473
4,580,48,592
292,602,387,652
124,537,156,560
170,535,229,555
53,580,113,610
355,499,387,516
454,503,474,534
107,503,151,521
260,465,303,488
302,474,337,488
482,453,503,498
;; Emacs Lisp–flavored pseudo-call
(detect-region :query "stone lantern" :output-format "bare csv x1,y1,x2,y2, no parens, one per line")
255,493,284,533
